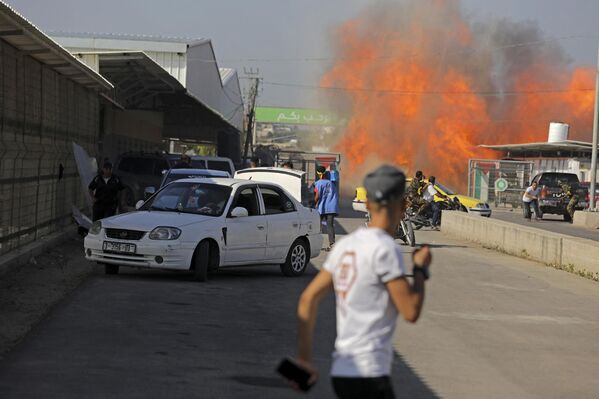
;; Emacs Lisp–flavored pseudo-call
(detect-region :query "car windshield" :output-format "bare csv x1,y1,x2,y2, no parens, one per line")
435,182,455,195
141,182,232,216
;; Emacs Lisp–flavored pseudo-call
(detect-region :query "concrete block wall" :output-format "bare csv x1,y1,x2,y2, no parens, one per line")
442,211,599,278
0,39,99,256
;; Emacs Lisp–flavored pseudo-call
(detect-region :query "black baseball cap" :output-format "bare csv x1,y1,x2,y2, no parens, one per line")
363,165,406,203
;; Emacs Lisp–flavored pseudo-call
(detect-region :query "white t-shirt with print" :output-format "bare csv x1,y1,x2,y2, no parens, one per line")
522,186,540,203
422,184,438,203
323,227,406,377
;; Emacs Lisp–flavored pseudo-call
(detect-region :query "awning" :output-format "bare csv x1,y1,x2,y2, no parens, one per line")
0,1,112,91
74,51,240,135
480,140,594,153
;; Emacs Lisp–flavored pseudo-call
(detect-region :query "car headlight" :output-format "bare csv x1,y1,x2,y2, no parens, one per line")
149,227,181,240
89,221,102,235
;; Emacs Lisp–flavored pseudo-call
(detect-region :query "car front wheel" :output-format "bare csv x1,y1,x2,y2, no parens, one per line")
280,239,309,277
192,241,210,282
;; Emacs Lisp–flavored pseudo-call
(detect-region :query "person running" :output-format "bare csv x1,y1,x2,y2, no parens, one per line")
296,165,432,399
522,181,541,221
314,166,339,251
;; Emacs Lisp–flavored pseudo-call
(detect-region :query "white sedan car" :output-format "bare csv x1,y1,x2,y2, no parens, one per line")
84,178,323,281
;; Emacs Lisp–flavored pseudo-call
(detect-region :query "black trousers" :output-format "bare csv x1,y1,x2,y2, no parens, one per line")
332,376,395,399
92,203,117,221
321,214,336,245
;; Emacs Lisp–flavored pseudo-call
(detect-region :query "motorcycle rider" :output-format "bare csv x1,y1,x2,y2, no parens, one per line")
558,179,579,223
422,176,449,230
408,171,426,211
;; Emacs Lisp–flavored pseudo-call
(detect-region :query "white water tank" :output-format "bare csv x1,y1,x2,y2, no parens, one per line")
548,122,569,143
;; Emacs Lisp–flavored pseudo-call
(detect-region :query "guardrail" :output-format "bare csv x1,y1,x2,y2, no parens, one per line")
441,211,599,280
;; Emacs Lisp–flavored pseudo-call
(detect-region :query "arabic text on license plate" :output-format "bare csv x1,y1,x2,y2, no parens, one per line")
103,241,136,254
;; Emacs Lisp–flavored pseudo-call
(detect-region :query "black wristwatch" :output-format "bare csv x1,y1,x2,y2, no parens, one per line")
413,265,430,281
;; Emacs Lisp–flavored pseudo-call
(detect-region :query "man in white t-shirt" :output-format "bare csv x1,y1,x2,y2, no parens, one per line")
295,165,432,398
522,181,541,221
421,176,448,229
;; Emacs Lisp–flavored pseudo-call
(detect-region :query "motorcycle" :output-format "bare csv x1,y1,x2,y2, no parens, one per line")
395,216,416,247
363,213,416,247
407,196,464,230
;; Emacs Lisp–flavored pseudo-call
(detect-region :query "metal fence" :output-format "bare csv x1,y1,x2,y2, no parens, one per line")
468,159,534,208
0,40,99,256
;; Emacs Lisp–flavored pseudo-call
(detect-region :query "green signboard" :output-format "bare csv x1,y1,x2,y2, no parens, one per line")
255,107,345,126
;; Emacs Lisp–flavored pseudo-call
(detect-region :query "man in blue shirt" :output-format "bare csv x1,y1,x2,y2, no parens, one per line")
314,166,339,251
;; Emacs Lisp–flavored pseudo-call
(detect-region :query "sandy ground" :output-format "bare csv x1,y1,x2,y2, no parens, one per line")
0,235,95,359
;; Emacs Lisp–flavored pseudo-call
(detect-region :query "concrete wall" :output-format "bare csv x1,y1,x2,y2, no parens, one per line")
442,211,599,278
0,39,99,256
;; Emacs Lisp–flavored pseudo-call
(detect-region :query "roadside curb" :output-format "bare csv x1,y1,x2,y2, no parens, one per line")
441,211,599,281
0,228,77,277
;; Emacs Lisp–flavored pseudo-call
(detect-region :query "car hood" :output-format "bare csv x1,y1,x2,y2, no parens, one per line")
101,211,215,230
451,194,485,208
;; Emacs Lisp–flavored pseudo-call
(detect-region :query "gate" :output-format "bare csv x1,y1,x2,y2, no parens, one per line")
468,159,534,208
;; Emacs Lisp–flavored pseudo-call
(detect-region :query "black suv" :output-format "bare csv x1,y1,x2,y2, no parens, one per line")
531,172,588,221
114,152,171,207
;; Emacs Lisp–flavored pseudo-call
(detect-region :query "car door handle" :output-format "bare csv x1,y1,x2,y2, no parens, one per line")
257,225,265,230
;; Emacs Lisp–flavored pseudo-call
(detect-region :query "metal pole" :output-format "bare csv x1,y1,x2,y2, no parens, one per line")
589,47,599,210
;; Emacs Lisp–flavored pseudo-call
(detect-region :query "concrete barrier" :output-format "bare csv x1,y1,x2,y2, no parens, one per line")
561,237,599,276
573,211,599,229
441,211,599,279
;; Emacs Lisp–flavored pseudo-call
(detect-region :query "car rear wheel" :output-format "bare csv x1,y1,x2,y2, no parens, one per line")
104,264,119,275
280,239,309,277
192,241,210,282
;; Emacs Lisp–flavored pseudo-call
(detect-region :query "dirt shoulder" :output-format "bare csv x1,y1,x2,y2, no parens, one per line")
0,235,95,359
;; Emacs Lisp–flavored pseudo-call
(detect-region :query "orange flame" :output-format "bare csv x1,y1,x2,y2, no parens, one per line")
322,2,595,190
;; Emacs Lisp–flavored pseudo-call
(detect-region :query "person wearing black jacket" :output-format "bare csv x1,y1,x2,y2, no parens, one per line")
88,162,125,221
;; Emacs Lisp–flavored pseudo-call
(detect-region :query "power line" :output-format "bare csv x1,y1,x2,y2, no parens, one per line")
257,80,595,96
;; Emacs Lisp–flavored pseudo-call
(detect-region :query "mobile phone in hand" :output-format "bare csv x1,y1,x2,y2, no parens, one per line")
276,357,314,392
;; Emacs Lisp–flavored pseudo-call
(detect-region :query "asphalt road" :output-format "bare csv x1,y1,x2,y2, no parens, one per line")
1,216,599,398
491,207,599,241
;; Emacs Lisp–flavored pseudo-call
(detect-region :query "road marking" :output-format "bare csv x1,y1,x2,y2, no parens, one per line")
429,311,593,325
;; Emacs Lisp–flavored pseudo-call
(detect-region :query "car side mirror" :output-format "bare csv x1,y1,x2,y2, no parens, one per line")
144,186,156,199
230,207,249,218
135,200,145,210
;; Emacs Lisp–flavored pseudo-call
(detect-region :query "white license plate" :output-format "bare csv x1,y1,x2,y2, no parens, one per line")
103,241,136,254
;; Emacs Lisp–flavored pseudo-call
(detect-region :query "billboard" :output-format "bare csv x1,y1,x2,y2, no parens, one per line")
255,107,345,126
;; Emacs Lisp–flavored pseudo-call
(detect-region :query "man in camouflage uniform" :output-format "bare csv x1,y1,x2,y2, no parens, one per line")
408,171,427,214
559,180,579,223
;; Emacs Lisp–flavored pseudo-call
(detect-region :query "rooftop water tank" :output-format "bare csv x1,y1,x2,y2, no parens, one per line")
548,122,569,143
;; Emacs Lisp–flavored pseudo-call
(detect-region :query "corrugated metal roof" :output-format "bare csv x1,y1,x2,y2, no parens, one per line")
78,51,239,132
0,1,112,91
50,31,204,44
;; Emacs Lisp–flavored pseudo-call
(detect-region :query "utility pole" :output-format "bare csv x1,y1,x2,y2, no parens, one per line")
242,68,260,166
590,49,599,211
